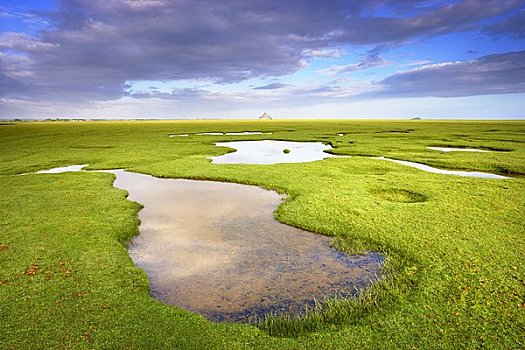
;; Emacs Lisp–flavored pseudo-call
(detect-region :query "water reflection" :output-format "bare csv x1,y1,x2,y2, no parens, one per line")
107,170,383,322
376,157,509,179
211,140,345,164
426,147,489,153
36,164,88,174
168,132,272,137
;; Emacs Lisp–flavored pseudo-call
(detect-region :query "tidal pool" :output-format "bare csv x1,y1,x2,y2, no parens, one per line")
36,164,89,174
169,132,272,137
106,170,383,322
224,132,271,136
426,146,489,152
376,157,509,179
211,140,345,164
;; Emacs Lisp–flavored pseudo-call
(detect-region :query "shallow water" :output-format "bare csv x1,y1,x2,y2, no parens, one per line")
36,164,88,173
426,146,489,153
225,131,270,136
211,140,345,164
106,170,383,322
197,132,225,136
168,131,271,137
376,157,509,179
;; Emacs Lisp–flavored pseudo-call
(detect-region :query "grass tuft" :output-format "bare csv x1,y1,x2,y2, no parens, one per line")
258,256,409,338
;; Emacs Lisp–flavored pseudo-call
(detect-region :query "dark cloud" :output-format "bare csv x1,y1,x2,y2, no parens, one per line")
253,83,288,90
128,87,209,100
375,50,525,98
0,73,25,97
484,10,525,38
0,0,523,103
328,0,523,44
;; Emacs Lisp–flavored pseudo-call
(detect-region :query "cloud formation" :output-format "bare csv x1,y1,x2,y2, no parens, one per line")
318,46,389,75
376,50,525,97
0,0,523,110
485,10,525,38
253,83,288,90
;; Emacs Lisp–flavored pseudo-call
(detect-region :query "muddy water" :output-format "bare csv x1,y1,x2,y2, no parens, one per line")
108,170,383,322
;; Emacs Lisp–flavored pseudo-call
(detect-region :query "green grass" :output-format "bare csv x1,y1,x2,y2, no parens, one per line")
1,120,524,349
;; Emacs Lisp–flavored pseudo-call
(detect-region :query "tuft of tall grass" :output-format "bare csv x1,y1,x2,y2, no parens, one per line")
258,255,410,337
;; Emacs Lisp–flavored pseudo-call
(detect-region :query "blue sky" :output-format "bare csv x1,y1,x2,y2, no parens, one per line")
1,0,524,119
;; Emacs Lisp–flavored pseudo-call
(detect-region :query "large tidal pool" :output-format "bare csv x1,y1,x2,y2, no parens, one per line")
108,170,383,322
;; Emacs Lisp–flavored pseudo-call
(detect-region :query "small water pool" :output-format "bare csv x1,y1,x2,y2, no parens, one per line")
211,140,345,164
169,131,272,137
36,164,89,174
376,157,509,179
426,147,489,153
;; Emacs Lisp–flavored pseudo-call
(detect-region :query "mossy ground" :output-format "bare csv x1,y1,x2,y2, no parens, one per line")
1,120,524,349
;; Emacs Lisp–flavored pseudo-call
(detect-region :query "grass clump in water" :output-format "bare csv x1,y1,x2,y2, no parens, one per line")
258,256,407,337
329,236,369,255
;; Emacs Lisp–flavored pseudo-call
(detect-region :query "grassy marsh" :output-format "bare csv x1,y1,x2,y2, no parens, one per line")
1,120,524,349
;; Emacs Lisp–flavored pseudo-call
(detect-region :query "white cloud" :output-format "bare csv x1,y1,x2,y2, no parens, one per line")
0,32,57,52
302,48,342,58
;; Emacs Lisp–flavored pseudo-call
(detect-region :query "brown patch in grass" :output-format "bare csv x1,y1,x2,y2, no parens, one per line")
58,260,72,277
26,264,38,276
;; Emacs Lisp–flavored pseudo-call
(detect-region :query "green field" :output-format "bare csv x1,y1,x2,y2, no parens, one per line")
1,120,524,349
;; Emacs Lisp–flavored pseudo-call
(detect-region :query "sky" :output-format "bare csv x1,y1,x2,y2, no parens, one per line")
0,0,524,120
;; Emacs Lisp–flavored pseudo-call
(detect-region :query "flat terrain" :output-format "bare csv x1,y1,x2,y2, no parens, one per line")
0,120,524,349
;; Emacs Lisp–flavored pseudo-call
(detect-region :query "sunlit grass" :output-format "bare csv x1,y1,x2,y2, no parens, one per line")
0,120,524,349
